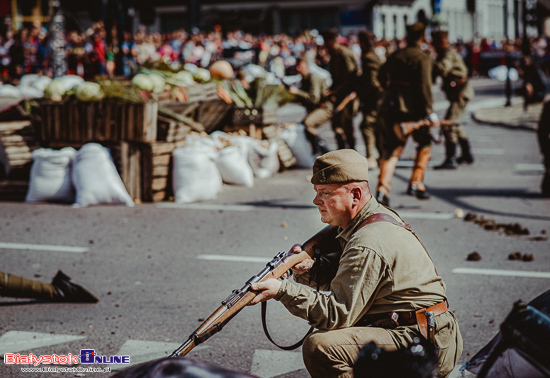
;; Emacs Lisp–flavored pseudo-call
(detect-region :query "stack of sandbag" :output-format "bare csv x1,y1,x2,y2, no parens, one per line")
172,135,223,203
278,123,315,168
171,132,280,203
25,143,134,208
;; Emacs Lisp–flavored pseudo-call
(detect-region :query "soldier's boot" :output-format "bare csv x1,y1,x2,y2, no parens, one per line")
376,156,399,207
305,130,331,156
456,138,474,165
0,270,98,303
434,142,458,170
407,147,432,200
50,271,99,303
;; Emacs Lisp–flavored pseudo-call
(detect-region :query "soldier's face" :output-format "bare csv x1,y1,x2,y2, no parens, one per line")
313,184,354,228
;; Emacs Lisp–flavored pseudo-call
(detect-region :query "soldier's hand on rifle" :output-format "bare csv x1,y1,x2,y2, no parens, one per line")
288,244,315,275
249,279,282,305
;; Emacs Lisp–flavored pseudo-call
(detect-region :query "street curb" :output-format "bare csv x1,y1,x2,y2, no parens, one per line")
472,104,540,131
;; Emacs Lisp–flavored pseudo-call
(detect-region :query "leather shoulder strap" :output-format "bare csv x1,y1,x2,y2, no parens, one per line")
356,212,438,275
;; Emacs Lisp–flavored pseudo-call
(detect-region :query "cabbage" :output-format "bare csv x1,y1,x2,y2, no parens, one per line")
57,75,84,91
148,73,166,93
0,84,22,98
43,79,67,101
75,82,104,102
193,68,211,83
132,74,154,91
175,70,195,85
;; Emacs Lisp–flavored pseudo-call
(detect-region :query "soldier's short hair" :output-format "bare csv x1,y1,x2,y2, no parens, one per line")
322,28,340,43
358,30,376,50
432,30,449,41
406,22,427,43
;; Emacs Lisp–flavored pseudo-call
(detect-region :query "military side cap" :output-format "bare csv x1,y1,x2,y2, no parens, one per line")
311,149,369,184
406,22,427,34
432,30,449,40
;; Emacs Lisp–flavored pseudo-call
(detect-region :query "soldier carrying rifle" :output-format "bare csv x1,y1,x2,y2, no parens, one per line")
376,22,436,206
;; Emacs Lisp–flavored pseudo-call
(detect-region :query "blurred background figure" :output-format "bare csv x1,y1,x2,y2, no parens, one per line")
538,100,550,197
357,30,382,170
432,29,475,169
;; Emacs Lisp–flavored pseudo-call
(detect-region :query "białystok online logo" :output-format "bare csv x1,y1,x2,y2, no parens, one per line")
4,349,130,365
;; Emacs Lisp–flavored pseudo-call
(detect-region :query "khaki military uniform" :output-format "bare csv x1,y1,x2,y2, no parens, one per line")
433,47,474,142
377,44,434,200
328,46,359,149
275,197,462,377
358,50,383,160
294,72,331,137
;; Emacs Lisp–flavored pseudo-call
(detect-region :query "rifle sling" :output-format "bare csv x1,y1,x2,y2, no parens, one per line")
261,210,438,350
261,301,314,350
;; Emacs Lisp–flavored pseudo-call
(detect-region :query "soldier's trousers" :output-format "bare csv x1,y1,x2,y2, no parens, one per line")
303,100,355,149
302,311,463,378
360,108,379,159
442,97,469,143
0,270,58,300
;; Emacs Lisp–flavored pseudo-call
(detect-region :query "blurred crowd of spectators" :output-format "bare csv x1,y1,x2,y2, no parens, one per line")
1,19,549,85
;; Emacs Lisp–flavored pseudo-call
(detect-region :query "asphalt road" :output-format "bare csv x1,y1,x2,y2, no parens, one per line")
1,77,549,378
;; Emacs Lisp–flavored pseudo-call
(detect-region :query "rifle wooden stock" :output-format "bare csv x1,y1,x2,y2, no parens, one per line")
171,225,339,357
394,119,456,142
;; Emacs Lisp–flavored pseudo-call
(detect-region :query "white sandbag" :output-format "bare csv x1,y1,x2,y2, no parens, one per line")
248,140,279,179
172,144,222,203
71,143,134,208
25,147,76,203
278,123,315,168
215,144,254,187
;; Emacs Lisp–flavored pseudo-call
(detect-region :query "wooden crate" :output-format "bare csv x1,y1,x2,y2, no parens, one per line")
0,120,40,181
231,104,278,126
156,116,192,143
0,120,39,201
141,141,186,202
39,99,158,143
196,99,235,133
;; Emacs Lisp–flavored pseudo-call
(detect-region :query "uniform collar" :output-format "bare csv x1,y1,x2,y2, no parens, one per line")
337,196,382,243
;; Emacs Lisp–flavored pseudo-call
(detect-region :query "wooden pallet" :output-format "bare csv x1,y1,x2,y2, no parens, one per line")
39,99,158,143
262,125,296,169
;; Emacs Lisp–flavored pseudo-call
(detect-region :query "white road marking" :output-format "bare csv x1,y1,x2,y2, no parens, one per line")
0,242,89,253
156,203,256,211
0,331,86,355
515,163,545,172
453,268,550,279
250,349,305,378
198,254,270,263
110,340,208,370
399,212,456,220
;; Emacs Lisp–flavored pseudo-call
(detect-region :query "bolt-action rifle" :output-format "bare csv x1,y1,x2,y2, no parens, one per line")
393,118,457,142
170,225,341,358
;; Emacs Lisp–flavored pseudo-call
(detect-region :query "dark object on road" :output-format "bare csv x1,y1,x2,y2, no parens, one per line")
111,356,257,378
508,252,534,261
353,337,438,378
467,251,482,261
51,270,99,303
463,289,550,378
463,212,530,236
508,252,522,260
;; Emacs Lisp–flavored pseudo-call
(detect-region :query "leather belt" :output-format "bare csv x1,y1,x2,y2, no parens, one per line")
356,301,448,329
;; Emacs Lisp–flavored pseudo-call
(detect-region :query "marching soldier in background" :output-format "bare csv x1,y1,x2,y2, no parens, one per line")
323,29,359,150
357,30,383,170
288,57,331,155
432,30,475,169
376,22,435,206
